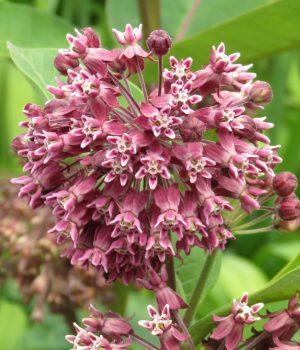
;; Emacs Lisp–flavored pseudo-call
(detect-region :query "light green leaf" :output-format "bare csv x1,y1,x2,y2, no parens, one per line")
176,248,222,303
118,81,144,107
0,300,27,350
7,44,58,99
271,251,300,281
190,261,300,345
0,2,73,57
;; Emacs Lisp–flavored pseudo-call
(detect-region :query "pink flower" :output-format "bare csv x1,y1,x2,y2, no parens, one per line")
169,81,202,114
66,304,132,350
163,56,196,85
135,142,171,190
138,304,172,335
264,293,300,341
139,103,182,139
211,292,264,350
112,24,149,59
139,304,187,350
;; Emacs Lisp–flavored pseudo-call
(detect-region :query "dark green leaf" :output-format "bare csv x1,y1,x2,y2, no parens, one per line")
176,248,222,303
0,2,73,56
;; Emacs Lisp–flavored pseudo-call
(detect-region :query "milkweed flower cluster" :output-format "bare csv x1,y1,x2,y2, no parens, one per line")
11,23,300,289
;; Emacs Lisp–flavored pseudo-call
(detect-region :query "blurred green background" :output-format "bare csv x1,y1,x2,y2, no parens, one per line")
1,0,300,348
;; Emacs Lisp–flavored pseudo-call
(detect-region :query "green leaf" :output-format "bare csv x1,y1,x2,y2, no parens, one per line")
190,261,300,345
0,2,73,57
20,311,68,350
176,248,222,303
8,44,144,107
7,44,58,99
0,300,27,349
172,0,300,65
196,254,267,318
118,81,144,107
271,251,300,281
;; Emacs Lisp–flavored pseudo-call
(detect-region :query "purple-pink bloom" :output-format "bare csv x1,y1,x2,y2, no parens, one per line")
210,292,264,350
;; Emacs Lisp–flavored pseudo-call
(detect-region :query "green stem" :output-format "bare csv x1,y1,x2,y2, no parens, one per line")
183,251,218,327
234,226,274,235
138,0,160,41
233,211,272,230
166,255,176,291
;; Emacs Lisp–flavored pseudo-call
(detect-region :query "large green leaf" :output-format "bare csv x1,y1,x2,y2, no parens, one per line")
176,249,222,303
7,44,58,99
0,2,72,57
190,262,300,345
172,0,300,66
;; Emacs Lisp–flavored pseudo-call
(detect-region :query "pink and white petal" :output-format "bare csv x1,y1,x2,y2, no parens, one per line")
149,175,158,190
164,128,175,139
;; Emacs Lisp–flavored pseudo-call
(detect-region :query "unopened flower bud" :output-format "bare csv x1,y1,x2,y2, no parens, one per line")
249,80,273,105
54,53,79,75
108,49,128,74
273,171,298,197
81,27,101,48
179,116,205,141
278,195,300,221
146,30,172,56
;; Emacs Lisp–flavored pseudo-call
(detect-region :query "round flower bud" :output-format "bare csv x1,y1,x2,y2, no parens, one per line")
146,30,172,56
249,80,273,105
278,195,300,221
54,53,79,75
179,116,205,142
273,171,298,197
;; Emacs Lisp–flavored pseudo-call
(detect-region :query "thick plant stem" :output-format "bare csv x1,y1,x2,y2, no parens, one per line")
138,0,160,41
166,255,176,291
183,251,218,327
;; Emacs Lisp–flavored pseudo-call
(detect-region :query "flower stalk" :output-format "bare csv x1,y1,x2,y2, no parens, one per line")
183,250,219,327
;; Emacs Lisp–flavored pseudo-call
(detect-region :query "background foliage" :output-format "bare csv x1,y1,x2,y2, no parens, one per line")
1,0,300,348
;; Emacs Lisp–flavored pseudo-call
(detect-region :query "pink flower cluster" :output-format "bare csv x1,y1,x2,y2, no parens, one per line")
12,23,300,285
210,292,300,350
66,304,133,349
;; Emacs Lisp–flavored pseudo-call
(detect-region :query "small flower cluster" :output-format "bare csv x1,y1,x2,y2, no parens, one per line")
0,180,113,321
208,292,300,350
66,304,133,349
66,302,188,350
12,23,300,287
